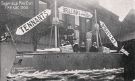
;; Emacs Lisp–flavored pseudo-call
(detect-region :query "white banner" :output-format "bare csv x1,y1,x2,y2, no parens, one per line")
16,9,51,35
120,48,129,56
58,6,93,18
100,21,118,47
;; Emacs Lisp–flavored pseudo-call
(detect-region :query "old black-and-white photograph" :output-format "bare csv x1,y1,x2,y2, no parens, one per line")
0,0,135,81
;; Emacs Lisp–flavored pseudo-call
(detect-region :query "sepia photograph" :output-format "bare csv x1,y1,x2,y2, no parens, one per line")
0,0,135,81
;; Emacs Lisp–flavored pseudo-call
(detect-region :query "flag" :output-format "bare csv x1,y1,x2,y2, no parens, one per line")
120,46,129,56
100,21,118,47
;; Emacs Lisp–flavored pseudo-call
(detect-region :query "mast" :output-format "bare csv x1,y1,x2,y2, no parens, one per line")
54,0,58,48
6,25,18,52
94,9,99,48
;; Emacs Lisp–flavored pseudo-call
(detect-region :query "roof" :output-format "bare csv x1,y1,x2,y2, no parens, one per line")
118,9,135,41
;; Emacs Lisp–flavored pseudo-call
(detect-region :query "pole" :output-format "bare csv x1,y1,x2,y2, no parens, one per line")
54,0,58,48
6,25,18,52
33,0,37,51
95,10,99,48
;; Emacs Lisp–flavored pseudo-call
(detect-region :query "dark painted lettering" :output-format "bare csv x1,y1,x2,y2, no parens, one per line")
34,17,40,24
23,24,29,32
27,22,33,28
37,14,43,21
64,7,69,14
42,13,48,19
30,19,37,26
19,26,25,33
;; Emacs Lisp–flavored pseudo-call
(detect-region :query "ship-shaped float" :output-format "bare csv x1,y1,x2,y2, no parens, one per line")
1,0,134,81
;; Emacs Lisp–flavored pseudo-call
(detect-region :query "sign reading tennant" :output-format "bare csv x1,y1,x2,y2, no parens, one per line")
58,6,93,18
16,9,51,35
100,21,118,47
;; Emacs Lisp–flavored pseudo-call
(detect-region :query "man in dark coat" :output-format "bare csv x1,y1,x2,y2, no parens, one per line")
122,39,135,81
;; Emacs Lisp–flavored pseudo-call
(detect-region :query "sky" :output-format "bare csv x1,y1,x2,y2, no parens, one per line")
99,0,134,21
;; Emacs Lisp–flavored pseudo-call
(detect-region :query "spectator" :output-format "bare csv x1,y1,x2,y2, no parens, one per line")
90,42,98,52
86,30,92,52
80,41,86,52
66,24,74,45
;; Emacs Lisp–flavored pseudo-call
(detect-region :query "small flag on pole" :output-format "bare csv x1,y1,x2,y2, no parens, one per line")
120,46,129,56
